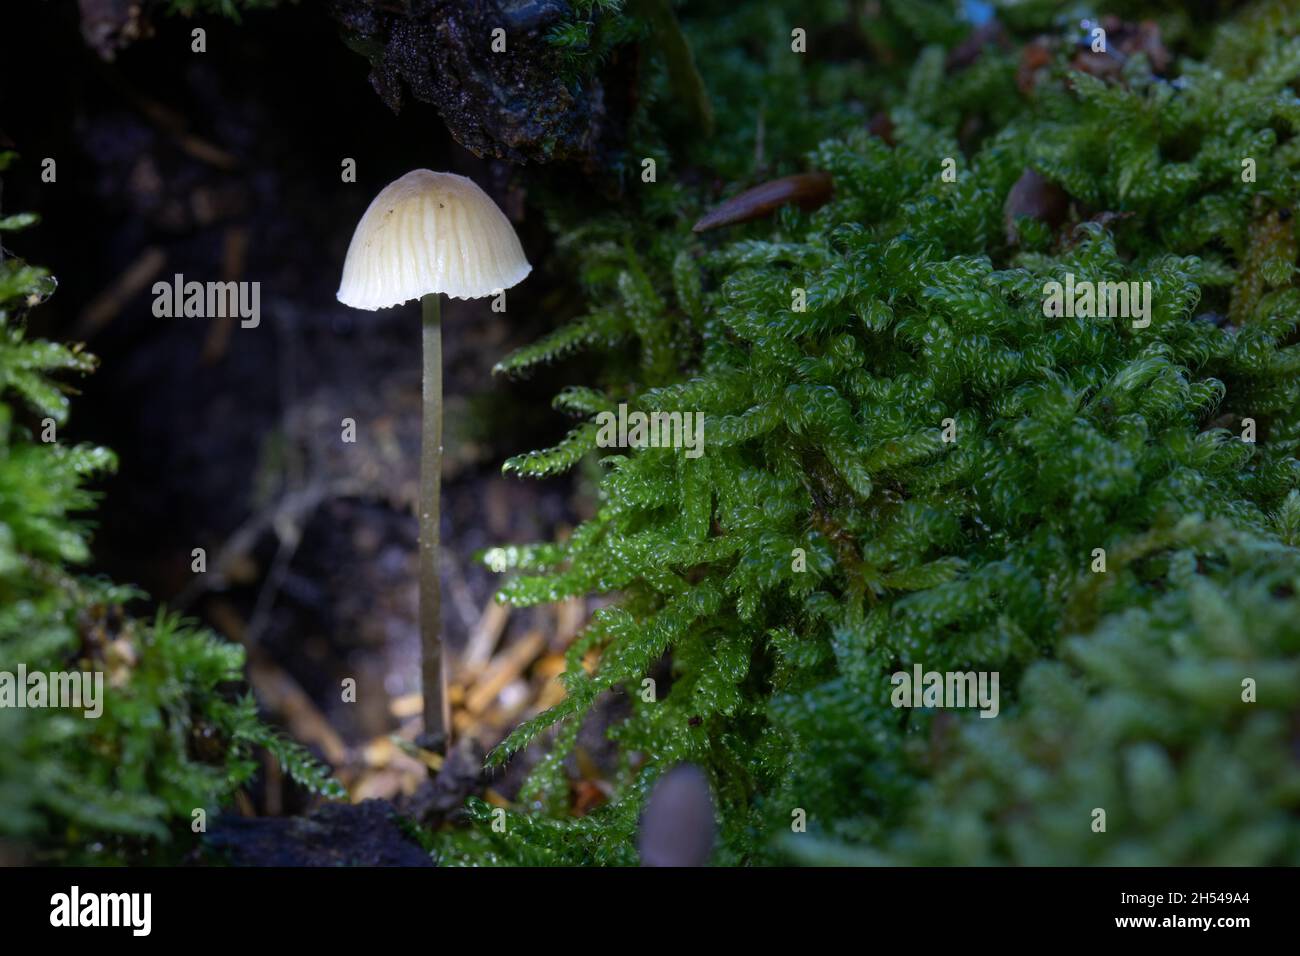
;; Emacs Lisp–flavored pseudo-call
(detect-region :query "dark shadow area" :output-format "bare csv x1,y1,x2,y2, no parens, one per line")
0,2,587,811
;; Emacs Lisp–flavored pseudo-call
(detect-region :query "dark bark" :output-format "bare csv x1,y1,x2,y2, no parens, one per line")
204,800,434,866
329,0,635,173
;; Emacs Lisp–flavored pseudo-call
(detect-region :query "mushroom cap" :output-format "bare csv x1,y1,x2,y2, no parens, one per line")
337,169,531,309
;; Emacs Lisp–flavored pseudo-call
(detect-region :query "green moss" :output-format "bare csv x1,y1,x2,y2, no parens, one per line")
547,0,643,88
863,520,1300,865
452,0,1300,864
0,155,341,863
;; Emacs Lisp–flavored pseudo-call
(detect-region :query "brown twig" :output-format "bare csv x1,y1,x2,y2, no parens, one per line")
72,246,166,340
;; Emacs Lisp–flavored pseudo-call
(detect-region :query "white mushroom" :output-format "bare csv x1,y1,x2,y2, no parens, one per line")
337,169,531,751
338,170,530,308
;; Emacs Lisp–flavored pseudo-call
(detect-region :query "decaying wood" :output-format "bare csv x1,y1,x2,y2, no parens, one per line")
328,0,636,174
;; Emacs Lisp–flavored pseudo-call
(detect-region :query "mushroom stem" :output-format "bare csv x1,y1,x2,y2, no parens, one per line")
419,291,449,750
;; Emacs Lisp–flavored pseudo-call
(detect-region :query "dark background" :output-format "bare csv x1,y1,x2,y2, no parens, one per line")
0,2,590,811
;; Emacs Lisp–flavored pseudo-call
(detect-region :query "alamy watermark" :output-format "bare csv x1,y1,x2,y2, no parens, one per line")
890,663,999,718
50,886,151,936
595,403,705,459
1042,273,1151,329
0,664,104,718
152,273,260,328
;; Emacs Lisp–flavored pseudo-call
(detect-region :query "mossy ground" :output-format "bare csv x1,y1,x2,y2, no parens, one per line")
436,0,1300,865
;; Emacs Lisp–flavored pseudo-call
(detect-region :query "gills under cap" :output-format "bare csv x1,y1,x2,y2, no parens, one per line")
337,169,531,309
